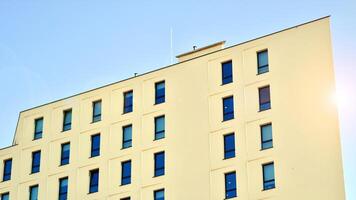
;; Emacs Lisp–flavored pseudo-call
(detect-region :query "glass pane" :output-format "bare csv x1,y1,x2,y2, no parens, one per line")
155,116,165,133
222,61,233,84
262,124,272,141
155,190,164,200
258,51,268,67
122,161,131,185
124,91,133,113
30,186,38,200
263,163,275,181
224,134,235,159
64,111,72,124
223,96,234,121
155,152,165,176
35,118,43,133
155,82,165,104
259,87,270,104
1,193,9,200
225,172,237,198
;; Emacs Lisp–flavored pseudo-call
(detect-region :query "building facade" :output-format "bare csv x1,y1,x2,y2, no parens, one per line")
0,16,345,200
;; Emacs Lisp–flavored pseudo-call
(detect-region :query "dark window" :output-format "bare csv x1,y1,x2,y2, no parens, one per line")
31,151,41,174
154,189,164,200
154,152,165,177
222,60,233,85
29,185,39,200
223,96,234,121
58,177,68,200
224,134,235,159
63,109,72,131
155,81,165,104
123,91,133,113
34,118,43,140
263,162,275,190
91,134,100,157
261,124,273,150
259,86,271,111
1,193,9,200
89,169,99,193
121,160,131,185
92,100,102,123
154,116,165,140
257,50,269,74
122,125,132,149
120,197,130,200
225,172,237,199
60,143,70,166
2,159,12,181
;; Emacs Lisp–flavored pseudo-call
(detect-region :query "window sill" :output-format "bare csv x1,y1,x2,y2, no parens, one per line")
154,102,165,105
224,195,237,199
121,147,132,150
260,146,273,151
262,187,275,191
222,118,234,122
153,174,164,178
223,156,236,160
256,71,269,75
1,179,10,182
29,172,39,175
258,108,271,112
88,191,98,194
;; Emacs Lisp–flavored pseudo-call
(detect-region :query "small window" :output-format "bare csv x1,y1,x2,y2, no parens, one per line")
154,189,164,200
121,160,131,185
31,151,41,174
2,159,12,181
155,81,165,104
154,152,165,177
63,109,72,131
29,185,39,200
59,177,68,200
263,162,275,190
123,91,133,114
34,118,43,140
120,197,130,200
225,172,237,199
92,100,102,123
261,124,273,150
60,143,70,166
154,115,165,140
122,125,132,149
257,50,269,74
259,86,271,111
224,134,235,159
223,96,234,121
222,60,233,85
1,193,9,200
91,134,100,157
89,169,99,193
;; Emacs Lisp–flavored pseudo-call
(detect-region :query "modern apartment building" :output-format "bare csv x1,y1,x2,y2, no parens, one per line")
0,16,345,200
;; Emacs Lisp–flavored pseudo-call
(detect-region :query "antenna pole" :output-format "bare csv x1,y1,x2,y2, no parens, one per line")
170,27,173,64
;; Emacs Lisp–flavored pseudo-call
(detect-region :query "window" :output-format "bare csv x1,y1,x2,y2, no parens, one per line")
223,96,234,121
1,193,9,200
34,118,43,140
58,177,68,200
120,197,130,200
123,91,133,113
154,152,165,177
29,185,38,200
2,159,12,181
257,50,269,74
154,115,165,140
154,189,164,200
222,60,233,85
263,162,275,190
92,100,102,122
122,125,132,149
31,151,41,174
259,86,271,111
261,124,273,150
121,160,131,185
63,109,72,131
90,134,100,157
224,134,235,159
89,169,99,193
60,143,70,166
155,81,165,104
225,172,237,199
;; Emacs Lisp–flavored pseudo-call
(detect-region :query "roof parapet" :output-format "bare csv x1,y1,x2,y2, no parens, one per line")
176,41,226,62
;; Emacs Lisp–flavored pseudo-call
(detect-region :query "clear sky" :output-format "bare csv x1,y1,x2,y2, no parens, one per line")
0,0,355,199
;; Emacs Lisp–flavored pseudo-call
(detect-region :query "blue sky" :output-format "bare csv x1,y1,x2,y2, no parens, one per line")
0,0,355,199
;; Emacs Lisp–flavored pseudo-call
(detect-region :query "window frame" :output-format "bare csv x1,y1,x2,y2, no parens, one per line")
223,133,235,159
34,117,43,140
123,90,133,114
154,189,164,200
154,115,165,140
260,123,273,150
154,151,165,177
90,134,100,158
29,184,39,200
62,109,72,132
222,60,233,85
262,162,276,190
222,96,234,121
60,142,70,166
1,192,9,200
257,49,269,74
122,125,133,149
92,100,102,123
121,160,131,186
2,158,12,181
89,169,99,193
58,177,68,200
155,81,165,105
258,85,271,111
224,171,237,199
31,150,41,174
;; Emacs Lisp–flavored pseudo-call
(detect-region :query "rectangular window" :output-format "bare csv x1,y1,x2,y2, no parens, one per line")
89,169,99,193
259,86,271,111
123,91,133,113
121,160,131,185
225,172,237,199
120,197,130,200
257,50,269,74
154,152,165,177
223,96,234,121
34,118,43,140
60,143,70,166
263,162,275,190
92,100,102,123
154,115,165,140
58,177,68,200
261,124,273,150
122,125,132,149
154,189,164,200
29,185,39,200
91,134,100,157
222,60,233,85
63,109,72,131
1,193,9,200
2,159,12,181
31,151,41,174
224,134,235,159
155,81,165,104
